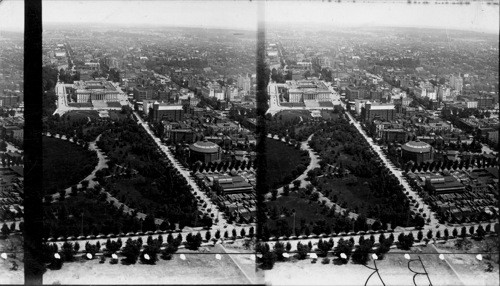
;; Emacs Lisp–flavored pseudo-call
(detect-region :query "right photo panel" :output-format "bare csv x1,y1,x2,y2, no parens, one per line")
258,1,499,285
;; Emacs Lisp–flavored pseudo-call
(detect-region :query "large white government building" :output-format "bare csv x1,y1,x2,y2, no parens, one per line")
287,80,334,102
73,80,124,103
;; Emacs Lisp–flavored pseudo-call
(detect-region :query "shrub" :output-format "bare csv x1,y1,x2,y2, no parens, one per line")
121,238,141,264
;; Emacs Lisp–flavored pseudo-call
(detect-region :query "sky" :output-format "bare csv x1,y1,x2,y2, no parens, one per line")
0,1,498,34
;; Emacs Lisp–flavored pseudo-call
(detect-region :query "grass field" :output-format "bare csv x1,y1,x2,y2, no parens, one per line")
43,245,251,285
265,192,331,235
265,138,309,189
61,110,100,123
42,136,98,194
43,190,141,238
317,176,382,216
108,177,161,214
275,110,312,122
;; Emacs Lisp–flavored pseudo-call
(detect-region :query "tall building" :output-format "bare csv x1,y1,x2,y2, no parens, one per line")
449,74,463,93
237,74,251,93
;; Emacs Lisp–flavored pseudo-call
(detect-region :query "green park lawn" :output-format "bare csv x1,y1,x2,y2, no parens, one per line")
42,136,98,195
61,110,100,123
265,192,332,235
265,138,309,189
317,175,382,216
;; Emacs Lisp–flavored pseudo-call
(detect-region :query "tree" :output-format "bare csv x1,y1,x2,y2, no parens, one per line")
202,215,213,229
271,189,278,200
260,251,277,270
62,242,76,262
140,244,160,265
273,242,286,261
414,215,425,229
398,234,414,250
417,230,423,242
122,238,141,264
9,223,16,232
143,215,156,232
215,230,221,240
352,240,373,265
476,225,486,240
205,231,212,242
232,228,237,239
379,233,386,244
452,228,458,237
460,227,467,238
426,230,433,240
296,242,309,260
334,238,353,263
1,224,10,237
317,238,333,257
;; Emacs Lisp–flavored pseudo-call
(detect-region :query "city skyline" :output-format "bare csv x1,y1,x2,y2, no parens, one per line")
2,1,499,34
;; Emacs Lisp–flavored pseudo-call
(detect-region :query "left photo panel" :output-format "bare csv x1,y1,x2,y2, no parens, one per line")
0,0,25,284
40,0,261,284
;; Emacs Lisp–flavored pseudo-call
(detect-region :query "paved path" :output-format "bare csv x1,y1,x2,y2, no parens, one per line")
343,111,439,228
264,134,360,220
264,221,496,252
46,133,166,225
134,112,228,228
220,244,262,284
48,224,256,249
49,133,106,199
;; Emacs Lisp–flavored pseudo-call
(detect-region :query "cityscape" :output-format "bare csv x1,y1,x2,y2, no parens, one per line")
0,0,499,285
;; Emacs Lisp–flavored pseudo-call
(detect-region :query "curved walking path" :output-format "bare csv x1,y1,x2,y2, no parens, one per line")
264,133,361,220
43,131,256,245
46,133,164,224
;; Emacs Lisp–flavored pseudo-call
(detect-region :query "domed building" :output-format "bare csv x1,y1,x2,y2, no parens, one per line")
189,140,222,164
401,140,433,165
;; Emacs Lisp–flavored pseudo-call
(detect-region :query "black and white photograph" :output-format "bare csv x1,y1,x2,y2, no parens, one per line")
0,0,499,285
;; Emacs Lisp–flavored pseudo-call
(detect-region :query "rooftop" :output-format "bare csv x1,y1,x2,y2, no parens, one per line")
402,140,432,153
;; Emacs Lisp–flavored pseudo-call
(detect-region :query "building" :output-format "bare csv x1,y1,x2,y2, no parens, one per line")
401,140,433,164
84,62,100,70
425,175,465,195
168,129,197,144
0,94,20,107
1,126,23,142
213,175,254,194
464,100,478,109
189,140,222,164
449,74,463,93
151,102,184,122
237,75,251,93
133,86,155,101
73,80,123,103
286,80,335,103
363,102,396,122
